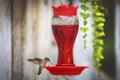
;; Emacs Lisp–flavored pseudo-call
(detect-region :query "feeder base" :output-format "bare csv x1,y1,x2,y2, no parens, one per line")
45,66,88,75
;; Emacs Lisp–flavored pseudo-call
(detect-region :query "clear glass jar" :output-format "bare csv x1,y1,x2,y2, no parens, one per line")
52,15,79,66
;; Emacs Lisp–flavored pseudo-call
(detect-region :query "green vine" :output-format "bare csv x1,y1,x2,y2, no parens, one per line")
79,0,91,49
92,0,105,75
79,0,106,76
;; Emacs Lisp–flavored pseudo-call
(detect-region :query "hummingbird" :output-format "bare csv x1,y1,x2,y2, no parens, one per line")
27,57,53,75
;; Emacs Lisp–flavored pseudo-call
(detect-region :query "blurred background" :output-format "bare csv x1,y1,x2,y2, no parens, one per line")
0,0,120,80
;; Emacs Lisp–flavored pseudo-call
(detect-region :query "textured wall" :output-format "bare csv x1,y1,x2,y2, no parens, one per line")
0,0,12,80
12,0,26,80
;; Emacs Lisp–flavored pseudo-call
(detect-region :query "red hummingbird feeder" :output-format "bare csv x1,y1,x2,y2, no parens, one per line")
45,4,88,75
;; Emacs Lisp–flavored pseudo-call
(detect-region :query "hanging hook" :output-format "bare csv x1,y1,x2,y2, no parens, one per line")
60,0,70,5
67,0,70,5
68,0,72,5
60,0,63,5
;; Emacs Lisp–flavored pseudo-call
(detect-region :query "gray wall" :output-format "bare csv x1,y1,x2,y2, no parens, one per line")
0,0,12,80
115,0,120,80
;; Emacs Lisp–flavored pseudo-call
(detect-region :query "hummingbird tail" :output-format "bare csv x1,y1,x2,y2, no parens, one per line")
37,66,42,75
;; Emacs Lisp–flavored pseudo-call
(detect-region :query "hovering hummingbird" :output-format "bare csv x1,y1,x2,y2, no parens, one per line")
27,57,53,75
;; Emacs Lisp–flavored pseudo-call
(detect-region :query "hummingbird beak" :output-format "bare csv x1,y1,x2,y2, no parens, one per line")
49,61,54,66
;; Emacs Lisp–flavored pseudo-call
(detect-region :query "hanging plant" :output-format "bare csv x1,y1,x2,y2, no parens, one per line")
79,0,106,75
92,0,105,75
79,0,91,49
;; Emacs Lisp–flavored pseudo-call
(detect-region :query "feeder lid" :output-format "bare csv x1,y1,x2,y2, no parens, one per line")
52,5,78,16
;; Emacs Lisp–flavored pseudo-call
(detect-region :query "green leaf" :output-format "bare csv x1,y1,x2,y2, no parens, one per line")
98,23,104,27
83,33,88,38
93,31,99,37
85,13,91,19
80,12,84,17
84,20,87,25
99,32,105,37
81,5,90,11
93,31,105,37
95,63,102,68
84,46,87,49
80,12,91,19
98,17,105,22
95,12,105,16
96,50,102,55
100,55,104,59
99,6,105,10
95,58,100,62
92,24,97,28
80,27,89,32
93,16,105,22
97,39,104,45
92,23,104,30
95,46,103,51
94,5,99,10
92,39,104,45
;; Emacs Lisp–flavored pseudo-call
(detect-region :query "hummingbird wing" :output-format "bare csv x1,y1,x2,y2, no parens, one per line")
34,57,42,60
27,58,42,65
37,65,43,75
